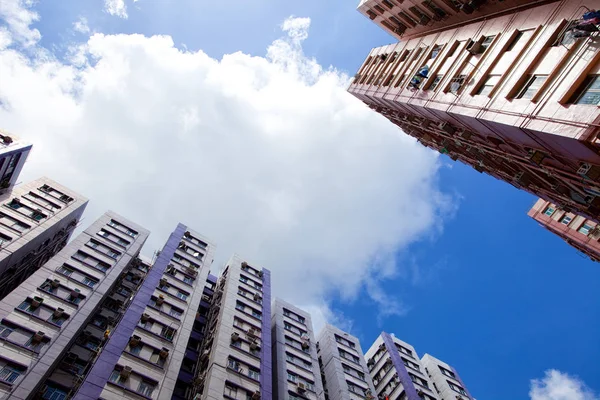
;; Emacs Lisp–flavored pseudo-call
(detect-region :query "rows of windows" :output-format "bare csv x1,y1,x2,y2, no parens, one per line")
227,357,261,381
236,301,262,320
148,296,184,319
39,279,87,305
108,367,157,397
39,184,74,204
157,278,190,301
107,219,138,237
137,317,177,341
543,206,596,235
283,308,306,325
17,297,70,326
0,320,49,352
126,336,169,367
87,239,121,259
7,198,47,221
239,274,263,292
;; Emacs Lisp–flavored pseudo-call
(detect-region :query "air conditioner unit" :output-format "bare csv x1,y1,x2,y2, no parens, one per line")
301,334,310,341
253,293,261,301
467,40,484,54
32,331,45,343
257,270,264,278
247,328,257,338
70,289,80,298
301,341,310,350
53,308,64,318
417,389,425,396
141,313,150,323
252,391,261,400
457,130,472,140
51,279,60,288
129,335,141,347
241,261,248,268
578,163,600,181
297,382,306,392
231,332,240,341
439,122,456,134
250,341,260,351
120,366,132,379
159,347,169,359
31,297,43,308
157,295,165,305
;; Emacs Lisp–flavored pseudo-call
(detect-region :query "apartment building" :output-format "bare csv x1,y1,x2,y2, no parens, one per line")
316,324,375,400
0,130,31,195
271,298,324,400
365,333,438,400
73,224,216,400
528,198,600,262
350,0,600,223
0,211,149,400
32,256,152,398
421,354,472,400
172,273,218,400
193,256,272,400
0,177,88,300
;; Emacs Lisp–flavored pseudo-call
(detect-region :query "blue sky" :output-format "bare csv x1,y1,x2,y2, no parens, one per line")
1,1,599,399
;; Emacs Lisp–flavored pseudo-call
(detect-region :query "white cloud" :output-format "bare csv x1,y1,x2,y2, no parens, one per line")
73,16,90,34
104,0,127,19
530,370,599,400
0,0,40,46
0,11,454,328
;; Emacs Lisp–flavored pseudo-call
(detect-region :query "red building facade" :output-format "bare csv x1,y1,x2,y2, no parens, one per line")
349,0,600,222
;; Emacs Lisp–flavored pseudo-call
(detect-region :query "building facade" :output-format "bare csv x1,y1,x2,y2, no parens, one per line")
271,298,324,400
365,333,438,400
172,273,218,400
193,256,272,400
0,130,31,195
73,224,215,400
349,0,600,223
316,324,375,400
529,197,600,262
421,354,472,400
0,177,88,300
0,211,149,400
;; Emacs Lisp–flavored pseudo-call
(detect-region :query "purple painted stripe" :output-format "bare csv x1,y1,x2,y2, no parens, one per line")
382,332,420,400
207,273,218,283
73,223,187,400
259,268,272,400
451,366,473,399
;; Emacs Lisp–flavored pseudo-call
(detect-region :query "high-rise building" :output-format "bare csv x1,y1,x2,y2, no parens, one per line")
316,324,376,400
0,211,149,400
365,333,438,400
421,354,472,400
349,0,600,222
271,298,324,400
0,130,31,194
73,224,216,400
528,198,600,262
0,177,88,299
192,256,272,400
364,333,473,400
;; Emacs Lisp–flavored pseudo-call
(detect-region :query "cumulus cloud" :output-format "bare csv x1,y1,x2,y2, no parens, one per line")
104,0,127,19
0,9,454,327
530,370,599,400
0,0,40,46
73,16,90,34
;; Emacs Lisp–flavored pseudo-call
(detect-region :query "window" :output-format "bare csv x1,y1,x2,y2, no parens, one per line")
138,381,156,397
161,326,176,341
225,384,238,397
449,74,466,93
57,265,73,276
0,364,21,383
176,291,188,301
448,381,467,395
560,215,572,225
440,366,456,378
129,344,142,355
476,75,501,96
168,307,182,318
516,75,547,99
248,368,260,380
42,385,68,400
82,277,97,287
183,276,193,285
481,35,495,51
544,207,555,216
109,369,125,385
578,223,594,235
429,75,443,90
506,31,524,52
117,238,129,247
573,75,600,105
107,250,119,259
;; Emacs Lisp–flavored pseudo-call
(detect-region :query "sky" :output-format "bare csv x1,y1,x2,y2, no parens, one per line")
0,1,599,399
